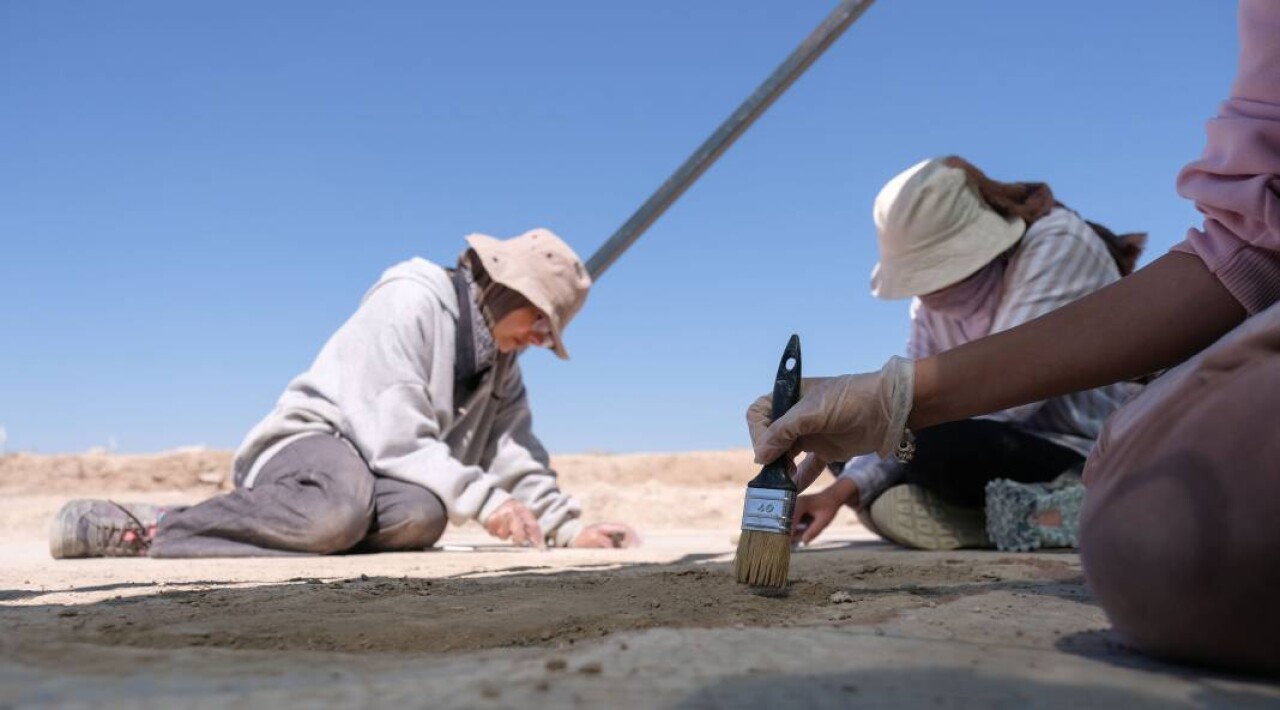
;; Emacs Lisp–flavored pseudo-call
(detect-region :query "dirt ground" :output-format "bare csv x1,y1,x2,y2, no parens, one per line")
3,450,1277,708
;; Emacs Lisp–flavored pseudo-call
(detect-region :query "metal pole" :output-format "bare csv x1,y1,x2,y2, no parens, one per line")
585,0,877,280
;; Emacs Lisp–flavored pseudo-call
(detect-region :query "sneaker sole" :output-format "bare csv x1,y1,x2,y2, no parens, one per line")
868,485,991,551
853,507,884,539
985,479,1085,552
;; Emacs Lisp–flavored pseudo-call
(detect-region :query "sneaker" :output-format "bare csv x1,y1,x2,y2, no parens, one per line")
984,473,1085,552
49,500,165,559
853,507,884,539
867,484,991,550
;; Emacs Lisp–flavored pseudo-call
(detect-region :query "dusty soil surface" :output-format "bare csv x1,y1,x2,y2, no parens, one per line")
3,450,1277,708
10,548,1079,657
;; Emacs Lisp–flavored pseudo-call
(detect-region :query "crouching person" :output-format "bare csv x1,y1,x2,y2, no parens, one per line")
782,157,1145,551
51,228,639,557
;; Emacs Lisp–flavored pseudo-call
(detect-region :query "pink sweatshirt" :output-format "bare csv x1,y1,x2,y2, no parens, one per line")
1173,0,1280,314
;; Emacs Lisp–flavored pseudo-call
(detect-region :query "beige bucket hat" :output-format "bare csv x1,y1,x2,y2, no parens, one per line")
464,228,592,360
870,158,1026,300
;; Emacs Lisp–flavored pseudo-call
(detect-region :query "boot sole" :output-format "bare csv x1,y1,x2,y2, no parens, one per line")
868,485,991,550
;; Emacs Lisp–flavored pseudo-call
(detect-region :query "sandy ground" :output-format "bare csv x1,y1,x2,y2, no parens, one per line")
2,450,1277,708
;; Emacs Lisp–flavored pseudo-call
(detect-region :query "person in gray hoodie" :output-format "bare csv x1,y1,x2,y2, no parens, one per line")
50,228,638,557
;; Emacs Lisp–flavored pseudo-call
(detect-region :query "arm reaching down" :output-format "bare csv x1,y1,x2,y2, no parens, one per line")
485,361,585,547
486,363,642,548
910,252,1246,430
483,498,546,549
792,477,859,545
751,253,1246,467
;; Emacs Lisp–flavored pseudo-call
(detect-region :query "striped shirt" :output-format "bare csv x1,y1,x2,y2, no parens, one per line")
841,207,1142,505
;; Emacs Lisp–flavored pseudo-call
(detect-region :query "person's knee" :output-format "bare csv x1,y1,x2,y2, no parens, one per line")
382,507,447,551
1081,359,1280,674
293,494,374,554
369,486,447,551
1082,454,1218,654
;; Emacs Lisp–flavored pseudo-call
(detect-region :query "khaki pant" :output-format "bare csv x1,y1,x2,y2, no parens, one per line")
1081,302,1280,675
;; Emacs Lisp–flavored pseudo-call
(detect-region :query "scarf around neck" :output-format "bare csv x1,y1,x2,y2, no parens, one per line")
917,257,1007,340
452,265,497,396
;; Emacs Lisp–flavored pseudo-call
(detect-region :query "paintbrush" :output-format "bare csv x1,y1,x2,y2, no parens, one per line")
734,334,802,589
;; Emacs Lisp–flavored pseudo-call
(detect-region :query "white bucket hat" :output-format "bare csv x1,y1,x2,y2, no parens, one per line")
870,158,1026,300
464,228,591,360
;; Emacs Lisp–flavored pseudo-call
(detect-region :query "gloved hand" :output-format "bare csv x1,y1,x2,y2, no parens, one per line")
747,356,914,466
483,499,546,550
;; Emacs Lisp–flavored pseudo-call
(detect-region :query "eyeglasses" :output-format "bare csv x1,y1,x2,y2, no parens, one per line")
530,314,556,349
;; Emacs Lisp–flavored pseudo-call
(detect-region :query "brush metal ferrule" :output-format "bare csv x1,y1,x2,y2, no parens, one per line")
740,487,796,534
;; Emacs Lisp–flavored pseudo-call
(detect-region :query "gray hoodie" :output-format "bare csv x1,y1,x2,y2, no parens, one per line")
232,257,583,546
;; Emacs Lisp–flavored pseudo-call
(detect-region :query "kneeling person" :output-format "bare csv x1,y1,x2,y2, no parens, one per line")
52,229,637,557
788,158,1144,551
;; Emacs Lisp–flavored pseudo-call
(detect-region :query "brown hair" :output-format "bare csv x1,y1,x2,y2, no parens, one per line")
943,156,1147,276
460,249,532,325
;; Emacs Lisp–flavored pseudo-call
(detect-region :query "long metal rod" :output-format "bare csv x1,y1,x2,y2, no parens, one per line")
585,0,877,280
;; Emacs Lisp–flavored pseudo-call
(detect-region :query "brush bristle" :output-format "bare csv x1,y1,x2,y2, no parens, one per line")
734,529,792,588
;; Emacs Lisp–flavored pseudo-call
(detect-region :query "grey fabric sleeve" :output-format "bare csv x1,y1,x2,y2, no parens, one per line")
838,454,904,510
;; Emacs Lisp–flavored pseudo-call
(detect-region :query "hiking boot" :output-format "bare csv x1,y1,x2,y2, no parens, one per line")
49,500,165,559
985,473,1085,552
867,484,991,550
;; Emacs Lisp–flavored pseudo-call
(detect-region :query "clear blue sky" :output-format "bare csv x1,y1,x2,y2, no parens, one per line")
0,2,1238,454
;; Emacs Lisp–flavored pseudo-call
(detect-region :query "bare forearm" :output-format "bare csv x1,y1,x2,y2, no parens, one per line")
910,253,1246,429
830,476,859,507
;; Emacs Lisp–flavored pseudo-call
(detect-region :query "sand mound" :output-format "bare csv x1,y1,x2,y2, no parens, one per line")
0,448,761,493
0,449,233,494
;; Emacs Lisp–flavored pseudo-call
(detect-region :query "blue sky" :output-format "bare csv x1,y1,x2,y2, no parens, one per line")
0,2,1238,454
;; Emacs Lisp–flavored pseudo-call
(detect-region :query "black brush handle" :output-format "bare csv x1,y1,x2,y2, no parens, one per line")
771,334,802,423
749,334,802,492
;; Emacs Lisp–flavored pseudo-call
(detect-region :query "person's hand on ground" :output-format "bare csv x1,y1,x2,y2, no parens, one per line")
484,499,546,550
791,453,829,493
747,357,914,466
569,522,642,548
792,477,860,545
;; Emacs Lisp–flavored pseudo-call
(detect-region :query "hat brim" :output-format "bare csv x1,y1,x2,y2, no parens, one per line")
871,211,1025,300
466,233,572,360
547,325,569,360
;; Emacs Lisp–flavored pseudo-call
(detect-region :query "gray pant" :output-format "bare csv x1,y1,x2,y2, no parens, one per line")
150,434,447,558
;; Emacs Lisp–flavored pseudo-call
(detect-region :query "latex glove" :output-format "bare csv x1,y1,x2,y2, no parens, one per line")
747,356,914,466
570,522,643,548
792,477,860,545
483,499,546,550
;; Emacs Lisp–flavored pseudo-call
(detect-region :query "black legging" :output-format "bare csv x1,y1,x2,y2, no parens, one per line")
902,419,1085,508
